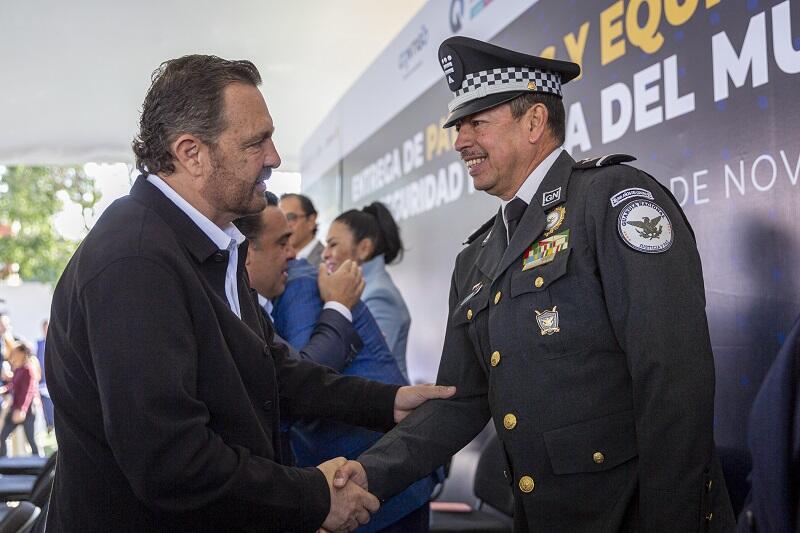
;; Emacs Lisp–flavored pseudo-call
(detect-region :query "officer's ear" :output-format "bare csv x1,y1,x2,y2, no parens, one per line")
355,238,374,263
525,103,548,145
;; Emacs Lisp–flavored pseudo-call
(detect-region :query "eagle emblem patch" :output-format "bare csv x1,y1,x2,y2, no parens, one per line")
535,306,560,335
617,200,673,253
543,206,566,237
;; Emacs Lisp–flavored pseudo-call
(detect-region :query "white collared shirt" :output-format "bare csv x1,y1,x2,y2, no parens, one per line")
258,291,352,324
296,238,319,260
258,294,273,319
501,147,563,242
147,174,246,318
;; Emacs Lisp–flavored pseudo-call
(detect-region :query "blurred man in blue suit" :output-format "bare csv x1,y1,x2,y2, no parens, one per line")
238,198,439,532
236,193,365,371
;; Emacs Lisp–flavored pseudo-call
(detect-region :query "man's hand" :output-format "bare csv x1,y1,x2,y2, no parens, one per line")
332,460,368,490
394,384,456,423
318,457,379,532
318,260,365,309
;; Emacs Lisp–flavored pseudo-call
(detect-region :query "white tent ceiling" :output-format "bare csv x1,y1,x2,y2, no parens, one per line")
0,0,426,171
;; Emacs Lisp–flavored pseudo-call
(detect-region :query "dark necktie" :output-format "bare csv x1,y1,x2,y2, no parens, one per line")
504,197,528,242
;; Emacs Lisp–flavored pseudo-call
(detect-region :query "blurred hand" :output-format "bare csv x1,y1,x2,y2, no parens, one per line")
318,457,379,532
318,260,365,309
394,384,456,423
11,409,25,425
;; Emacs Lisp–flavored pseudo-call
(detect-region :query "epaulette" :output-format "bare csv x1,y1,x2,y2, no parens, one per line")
462,216,495,245
573,153,636,169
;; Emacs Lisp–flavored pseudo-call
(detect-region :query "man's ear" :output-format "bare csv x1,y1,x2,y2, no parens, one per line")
526,103,548,145
171,134,207,177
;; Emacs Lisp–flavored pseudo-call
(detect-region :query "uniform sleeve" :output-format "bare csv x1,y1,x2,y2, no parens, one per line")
584,167,716,531
358,264,492,500
82,257,330,531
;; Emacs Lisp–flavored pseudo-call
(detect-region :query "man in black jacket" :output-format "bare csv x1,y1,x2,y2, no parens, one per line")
45,55,454,532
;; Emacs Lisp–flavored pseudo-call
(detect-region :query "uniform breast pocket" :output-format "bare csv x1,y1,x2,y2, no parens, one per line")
508,249,571,357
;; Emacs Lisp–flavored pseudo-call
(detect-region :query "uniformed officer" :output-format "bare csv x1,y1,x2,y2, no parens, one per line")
340,37,735,532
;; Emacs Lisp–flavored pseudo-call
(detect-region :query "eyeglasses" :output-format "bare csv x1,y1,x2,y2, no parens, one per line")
285,213,308,222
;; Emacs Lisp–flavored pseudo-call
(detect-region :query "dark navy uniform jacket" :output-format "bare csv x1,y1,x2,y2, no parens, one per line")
360,150,735,532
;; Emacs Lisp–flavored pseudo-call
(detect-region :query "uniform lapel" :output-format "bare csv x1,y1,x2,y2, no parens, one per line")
475,209,506,279
495,150,575,278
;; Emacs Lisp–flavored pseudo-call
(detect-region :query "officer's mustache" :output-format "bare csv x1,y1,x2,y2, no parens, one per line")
459,150,487,161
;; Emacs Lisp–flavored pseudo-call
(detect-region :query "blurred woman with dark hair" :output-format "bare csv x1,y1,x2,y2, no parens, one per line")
0,342,40,456
323,201,411,381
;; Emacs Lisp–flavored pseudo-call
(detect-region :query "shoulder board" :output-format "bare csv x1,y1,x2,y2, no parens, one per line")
573,153,636,169
462,216,495,246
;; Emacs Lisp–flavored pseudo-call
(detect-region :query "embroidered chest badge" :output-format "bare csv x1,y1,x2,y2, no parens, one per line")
535,306,560,335
543,205,566,237
522,229,570,271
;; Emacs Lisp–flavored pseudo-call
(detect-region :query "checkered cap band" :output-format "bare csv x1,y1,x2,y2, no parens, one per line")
456,67,562,98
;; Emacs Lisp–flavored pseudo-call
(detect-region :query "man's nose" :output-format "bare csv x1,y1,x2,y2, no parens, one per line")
265,140,282,169
454,127,471,153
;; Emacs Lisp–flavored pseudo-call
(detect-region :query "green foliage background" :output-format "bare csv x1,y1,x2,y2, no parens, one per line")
0,166,101,282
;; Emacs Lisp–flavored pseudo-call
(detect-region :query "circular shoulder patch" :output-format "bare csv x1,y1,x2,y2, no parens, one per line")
617,200,673,253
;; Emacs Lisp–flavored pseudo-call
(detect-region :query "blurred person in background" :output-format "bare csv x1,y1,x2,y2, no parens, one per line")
0,342,40,456
0,312,16,360
323,202,411,382
280,193,324,268
239,198,438,532
36,319,54,431
236,192,365,372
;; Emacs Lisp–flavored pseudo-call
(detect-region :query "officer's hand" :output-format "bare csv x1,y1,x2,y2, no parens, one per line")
318,260,365,309
394,384,457,423
318,457,379,532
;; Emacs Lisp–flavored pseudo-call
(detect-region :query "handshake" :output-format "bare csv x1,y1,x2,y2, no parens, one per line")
314,382,457,531
317,457,375,533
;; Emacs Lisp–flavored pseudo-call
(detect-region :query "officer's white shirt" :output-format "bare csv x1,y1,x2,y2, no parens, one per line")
147,174,245,318
501,146,564,242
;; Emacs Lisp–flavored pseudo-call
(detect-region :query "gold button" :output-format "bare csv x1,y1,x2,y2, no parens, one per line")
467,309,473,320
503,413,517,430
490,351,501,366
534,276,544,288
593,452,605,464
527,81,537,91
494,291,502,304
519,475,535,493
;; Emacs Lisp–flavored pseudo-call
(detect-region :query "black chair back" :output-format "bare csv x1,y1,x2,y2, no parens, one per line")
473,434,514,517
28,453,56,509
0,502,39,533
